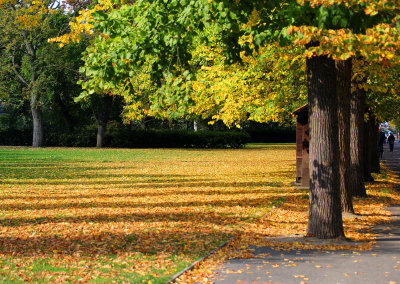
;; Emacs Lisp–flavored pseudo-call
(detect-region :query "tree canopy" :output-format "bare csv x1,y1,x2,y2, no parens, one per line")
50,0,400,126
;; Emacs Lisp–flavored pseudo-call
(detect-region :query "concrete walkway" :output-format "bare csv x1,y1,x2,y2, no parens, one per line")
208,143,400,284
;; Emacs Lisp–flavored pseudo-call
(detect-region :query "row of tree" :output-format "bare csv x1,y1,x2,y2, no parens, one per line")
2,0,400,239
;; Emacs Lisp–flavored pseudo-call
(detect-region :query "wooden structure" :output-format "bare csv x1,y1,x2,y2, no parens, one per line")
293,105,309,188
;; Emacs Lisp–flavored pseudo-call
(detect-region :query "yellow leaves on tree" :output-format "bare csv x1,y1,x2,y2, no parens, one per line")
297,0,398,14
288,24,400,62
190,42,307,127
287,1,400,63
49,0,115,46
0,0,54,30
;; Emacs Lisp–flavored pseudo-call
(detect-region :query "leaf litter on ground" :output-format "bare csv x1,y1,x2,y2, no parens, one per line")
0,145,398,283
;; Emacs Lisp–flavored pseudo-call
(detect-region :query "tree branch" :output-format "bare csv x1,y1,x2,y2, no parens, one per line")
390,16,400,27
11,55,29,87
23,31,35,57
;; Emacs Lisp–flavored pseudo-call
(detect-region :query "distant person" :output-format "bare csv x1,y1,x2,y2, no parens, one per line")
378,128,386,158
388,133,395,152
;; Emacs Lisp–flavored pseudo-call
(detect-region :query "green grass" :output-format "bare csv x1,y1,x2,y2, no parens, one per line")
0,145,296,282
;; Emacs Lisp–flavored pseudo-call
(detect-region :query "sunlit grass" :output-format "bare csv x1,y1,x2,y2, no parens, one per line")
0,145,398,283
0,145,296,282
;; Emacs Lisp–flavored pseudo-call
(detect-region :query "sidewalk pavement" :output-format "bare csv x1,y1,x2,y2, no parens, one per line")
206,144,400,284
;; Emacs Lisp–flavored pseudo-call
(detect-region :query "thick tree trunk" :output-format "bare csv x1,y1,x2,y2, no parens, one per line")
31,91,43,148
306,54,344,239
350,84,367,197
25,39,43,148
97,124,107,148
336,59,354,214
31,106,43,147
95,95,113,148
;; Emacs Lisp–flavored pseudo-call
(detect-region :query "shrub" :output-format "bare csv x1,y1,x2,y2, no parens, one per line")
244,127,295,143
104,128,250,149
0,128,31,146
0,127,250,149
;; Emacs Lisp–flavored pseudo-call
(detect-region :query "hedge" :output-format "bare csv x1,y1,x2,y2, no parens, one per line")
245,127,295,143
0,128,32,146
0,128,250,149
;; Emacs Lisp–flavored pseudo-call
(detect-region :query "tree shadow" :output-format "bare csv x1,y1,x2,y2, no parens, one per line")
0,229,231,257
0,148,299,260
0,190,284,212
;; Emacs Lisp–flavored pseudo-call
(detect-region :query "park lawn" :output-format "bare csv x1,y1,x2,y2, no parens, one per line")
0,145,295,283
0,145,399,283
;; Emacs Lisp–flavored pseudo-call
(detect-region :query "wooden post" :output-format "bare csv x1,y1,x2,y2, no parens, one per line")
293,105,309,188
296,121,303,184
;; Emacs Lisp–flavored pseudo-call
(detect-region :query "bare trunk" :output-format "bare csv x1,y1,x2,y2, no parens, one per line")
25,38,43,148
369,116,380,173
141,120,146,129
336,59,354,214
350,83,367,197
307,54,344,239
363,111,375,181
95,95,113,148
31,91,43,148
96,124,106,148
31,106,43,147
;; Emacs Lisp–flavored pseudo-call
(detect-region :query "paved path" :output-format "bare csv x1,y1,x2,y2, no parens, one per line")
208,143,400,284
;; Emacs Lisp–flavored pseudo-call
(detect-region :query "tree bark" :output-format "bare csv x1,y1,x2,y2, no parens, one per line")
336,59,354,214
350,83,367,197
368,115,380,173
31,107,43,147
97,123,107,148
363,110,375,181
95,95,113,148
14,36,44,148
307,54,344,239
31,90,43,147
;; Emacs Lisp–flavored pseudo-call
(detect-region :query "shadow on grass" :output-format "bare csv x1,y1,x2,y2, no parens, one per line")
0,148,297,259
0,229,232,257
0,191,285,212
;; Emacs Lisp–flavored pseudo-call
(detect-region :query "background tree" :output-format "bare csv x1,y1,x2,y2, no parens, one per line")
0,0,72,146
336,59,354,214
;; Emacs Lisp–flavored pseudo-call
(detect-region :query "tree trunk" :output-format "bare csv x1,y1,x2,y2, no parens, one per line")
95,94,113,148
363,110,375,181
336,59,354,214
31,106,43,147
97,123,107,148
26,38,43,148
31,91,43,148
306,54,344,239
369,116,380,173
350,83,367,197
